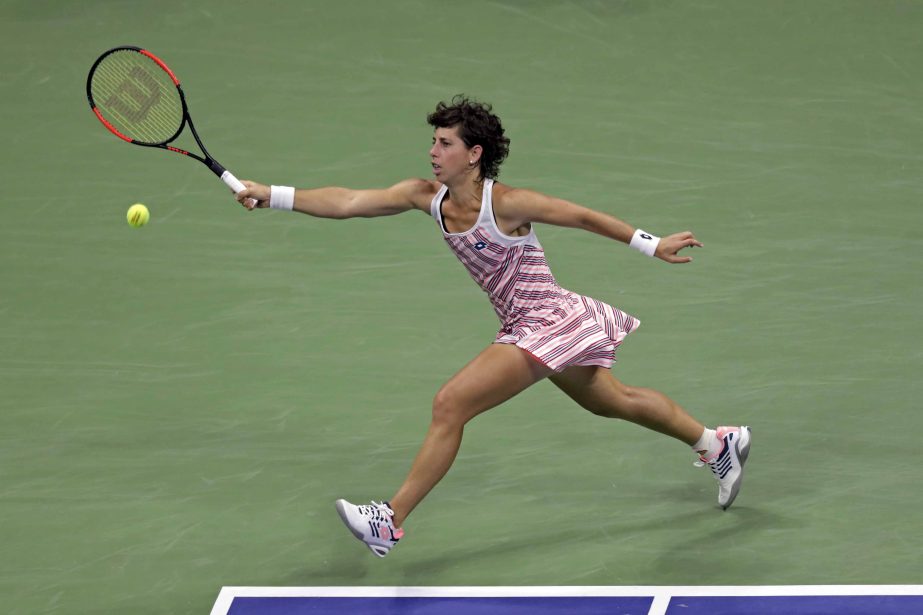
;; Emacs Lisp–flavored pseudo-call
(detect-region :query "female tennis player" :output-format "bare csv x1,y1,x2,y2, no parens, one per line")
235,96,751,558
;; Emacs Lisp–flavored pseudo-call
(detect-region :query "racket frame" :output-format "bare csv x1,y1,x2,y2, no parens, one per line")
87,45,248,196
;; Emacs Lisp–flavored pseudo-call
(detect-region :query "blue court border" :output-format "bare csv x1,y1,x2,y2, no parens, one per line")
210,585,923,615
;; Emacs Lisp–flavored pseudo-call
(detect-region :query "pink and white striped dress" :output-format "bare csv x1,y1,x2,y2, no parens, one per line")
430,178,640,372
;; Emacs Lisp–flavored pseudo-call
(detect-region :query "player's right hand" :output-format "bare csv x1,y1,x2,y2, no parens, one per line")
236,181,271,210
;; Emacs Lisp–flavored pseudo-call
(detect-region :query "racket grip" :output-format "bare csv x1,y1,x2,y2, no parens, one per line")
221,170,258,208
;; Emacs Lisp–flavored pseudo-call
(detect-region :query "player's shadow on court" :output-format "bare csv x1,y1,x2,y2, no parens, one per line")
397,527,596,582
648,504,801,579
284,492,792,584
394,502,795,583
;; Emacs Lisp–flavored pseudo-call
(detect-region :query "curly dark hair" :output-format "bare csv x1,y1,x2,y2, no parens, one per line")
427,95,510,180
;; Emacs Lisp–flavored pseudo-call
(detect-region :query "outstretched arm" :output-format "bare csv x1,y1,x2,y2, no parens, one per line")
234,178,435,219
496,186,703,264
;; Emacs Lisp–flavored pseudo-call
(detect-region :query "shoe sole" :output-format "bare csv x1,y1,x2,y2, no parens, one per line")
335,499,389,558
721,426,751,511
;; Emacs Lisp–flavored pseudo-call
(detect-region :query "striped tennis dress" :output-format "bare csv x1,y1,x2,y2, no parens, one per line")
430,179,641,372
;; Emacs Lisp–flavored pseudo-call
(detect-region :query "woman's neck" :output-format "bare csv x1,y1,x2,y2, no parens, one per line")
445,176,484,208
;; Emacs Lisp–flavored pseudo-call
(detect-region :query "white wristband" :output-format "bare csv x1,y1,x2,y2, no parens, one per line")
269,185,295,211
629,229,661,257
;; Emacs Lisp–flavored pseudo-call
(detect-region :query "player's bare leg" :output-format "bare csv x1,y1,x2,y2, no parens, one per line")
388,344,551,527
335,344,551,556
549,365,751,509
549,365,704,443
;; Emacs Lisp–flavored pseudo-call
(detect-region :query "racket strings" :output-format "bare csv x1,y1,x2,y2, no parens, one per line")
90,50,184,145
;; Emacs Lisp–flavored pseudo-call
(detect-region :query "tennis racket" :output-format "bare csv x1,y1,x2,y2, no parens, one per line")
86,45,256,206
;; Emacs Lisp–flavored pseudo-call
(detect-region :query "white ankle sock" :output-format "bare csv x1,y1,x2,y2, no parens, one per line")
692,428,720,459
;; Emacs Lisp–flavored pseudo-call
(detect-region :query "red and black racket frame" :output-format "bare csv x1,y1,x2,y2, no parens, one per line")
86,45,231,180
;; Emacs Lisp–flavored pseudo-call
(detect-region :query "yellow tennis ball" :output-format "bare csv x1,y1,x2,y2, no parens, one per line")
127,203,150,228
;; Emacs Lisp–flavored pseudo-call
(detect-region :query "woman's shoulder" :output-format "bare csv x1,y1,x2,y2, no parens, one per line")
491,181,536,211
392,178,443,210
490,180,520,205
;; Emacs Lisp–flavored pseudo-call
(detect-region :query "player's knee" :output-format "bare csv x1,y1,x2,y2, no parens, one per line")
431,386,466,427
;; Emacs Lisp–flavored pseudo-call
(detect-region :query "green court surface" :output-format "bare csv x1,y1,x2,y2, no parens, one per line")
2,1,921,613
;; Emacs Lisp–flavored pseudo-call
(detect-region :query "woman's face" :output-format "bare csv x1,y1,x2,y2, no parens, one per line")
430,125,478,182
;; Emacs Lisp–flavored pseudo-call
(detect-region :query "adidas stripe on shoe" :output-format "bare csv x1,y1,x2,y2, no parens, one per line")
335,499,404,558
697,426,751,510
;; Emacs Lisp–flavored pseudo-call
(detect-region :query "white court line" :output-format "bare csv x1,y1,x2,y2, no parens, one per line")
210,585,923,615
646,591,672,615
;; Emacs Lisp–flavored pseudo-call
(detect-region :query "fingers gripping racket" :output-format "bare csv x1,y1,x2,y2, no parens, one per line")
86,46,255,206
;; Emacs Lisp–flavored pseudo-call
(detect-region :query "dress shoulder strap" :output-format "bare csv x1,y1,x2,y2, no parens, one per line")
429,184,449,219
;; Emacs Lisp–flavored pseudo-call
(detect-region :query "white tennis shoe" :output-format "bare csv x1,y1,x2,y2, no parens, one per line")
335,499,404,558
697,426,752,510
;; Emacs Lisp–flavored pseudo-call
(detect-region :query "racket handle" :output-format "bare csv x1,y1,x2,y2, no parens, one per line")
221,170,258,208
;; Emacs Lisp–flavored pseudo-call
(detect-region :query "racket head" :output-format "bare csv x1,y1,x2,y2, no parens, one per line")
87,46,187,146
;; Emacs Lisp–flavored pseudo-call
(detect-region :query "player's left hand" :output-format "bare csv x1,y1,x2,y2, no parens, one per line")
656,231,703,263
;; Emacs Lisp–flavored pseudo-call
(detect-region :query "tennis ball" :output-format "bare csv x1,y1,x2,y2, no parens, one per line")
127,203,150,228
